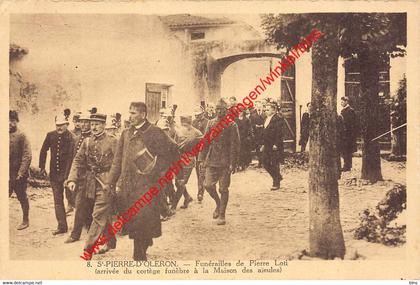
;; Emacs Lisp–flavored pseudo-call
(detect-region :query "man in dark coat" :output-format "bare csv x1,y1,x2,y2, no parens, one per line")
340,97,358,171
299,102,311,152
67,113,117,254
249,101,266,167
237,110,253,171
261,102,284,191
39,114,75,235
105,102,180,261
9,110,32,230
192,105,208,203
199,99,240,225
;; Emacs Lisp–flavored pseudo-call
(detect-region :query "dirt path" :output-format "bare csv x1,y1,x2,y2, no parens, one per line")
9,157,405,261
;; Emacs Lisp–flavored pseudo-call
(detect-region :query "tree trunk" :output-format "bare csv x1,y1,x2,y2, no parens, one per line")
359,47,383,183
309,25,345,259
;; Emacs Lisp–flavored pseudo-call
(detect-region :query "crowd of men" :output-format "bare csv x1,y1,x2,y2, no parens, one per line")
9,95,358,261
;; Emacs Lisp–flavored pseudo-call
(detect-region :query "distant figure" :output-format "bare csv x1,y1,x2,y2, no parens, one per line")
250,101,266,168
9,110,32,230
261,102,284,191
206,103,216,120
39,112,75,235
71,112,82,137
192,105,209,203
229,96,237,108
237,110,253,171
340,97,358,171
299,102,311,152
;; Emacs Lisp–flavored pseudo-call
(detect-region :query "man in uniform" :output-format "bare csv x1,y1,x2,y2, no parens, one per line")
105,102,179,260
65,112,93,243
71,112,82,137
67,113,117,254
199,99,240,225
39,113,75,235
9,110,32,230
299,103,311,152
192,105,208,203
261,101,284,191
340,96,358,171
172,115,202,210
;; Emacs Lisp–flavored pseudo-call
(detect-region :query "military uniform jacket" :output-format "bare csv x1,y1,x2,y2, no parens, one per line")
198,118,240,168
10,129,32,180
73,130,92,156
39,130,75,182
192,117,209,134
68,132,117,199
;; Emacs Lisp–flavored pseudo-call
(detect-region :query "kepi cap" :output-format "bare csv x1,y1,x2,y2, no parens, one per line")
90,113,107,123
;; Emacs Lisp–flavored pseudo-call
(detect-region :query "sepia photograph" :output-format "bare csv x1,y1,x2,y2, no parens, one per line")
2,2,419,281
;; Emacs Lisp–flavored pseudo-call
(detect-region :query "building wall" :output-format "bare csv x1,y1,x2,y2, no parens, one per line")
10,14,196,164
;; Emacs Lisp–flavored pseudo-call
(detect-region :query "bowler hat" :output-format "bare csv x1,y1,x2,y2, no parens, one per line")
10,110,19,122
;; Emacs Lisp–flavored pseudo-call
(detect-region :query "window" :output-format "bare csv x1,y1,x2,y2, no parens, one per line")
191,31,205,40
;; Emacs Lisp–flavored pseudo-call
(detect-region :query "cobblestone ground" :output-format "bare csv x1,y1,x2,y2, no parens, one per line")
9,157,406,261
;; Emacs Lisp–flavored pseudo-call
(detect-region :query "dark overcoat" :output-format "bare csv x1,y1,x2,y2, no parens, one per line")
262,114,284,163
340,106,358,153
107,120,179,240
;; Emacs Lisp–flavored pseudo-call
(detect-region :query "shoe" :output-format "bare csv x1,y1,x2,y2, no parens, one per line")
66,206,74,215
17,221,29,230
217,217,226,225
213,207,220,219
64,236,79,243
52,229,67,235
161,216,170,222
180,197,193,209
97,245,111,255
270,186,280,191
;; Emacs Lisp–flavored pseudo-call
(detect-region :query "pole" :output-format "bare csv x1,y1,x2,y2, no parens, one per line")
371,123,407,142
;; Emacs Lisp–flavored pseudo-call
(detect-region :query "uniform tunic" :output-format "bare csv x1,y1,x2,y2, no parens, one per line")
68,132,117,248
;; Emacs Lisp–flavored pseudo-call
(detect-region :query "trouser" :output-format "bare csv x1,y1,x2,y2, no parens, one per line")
300,139,308,152
84,185,115,250
65,186,75,208
9,178,29,222
50,180,68,231
173,166,194,208
159,181,175,217
133,237,152,261
255,143,263,166
70,188,95,240
262,150,281,187
195,161,206,200
341,151,353,171
204,166,231,218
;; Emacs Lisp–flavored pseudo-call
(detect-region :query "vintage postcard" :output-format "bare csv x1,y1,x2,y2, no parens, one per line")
0,0,419,281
